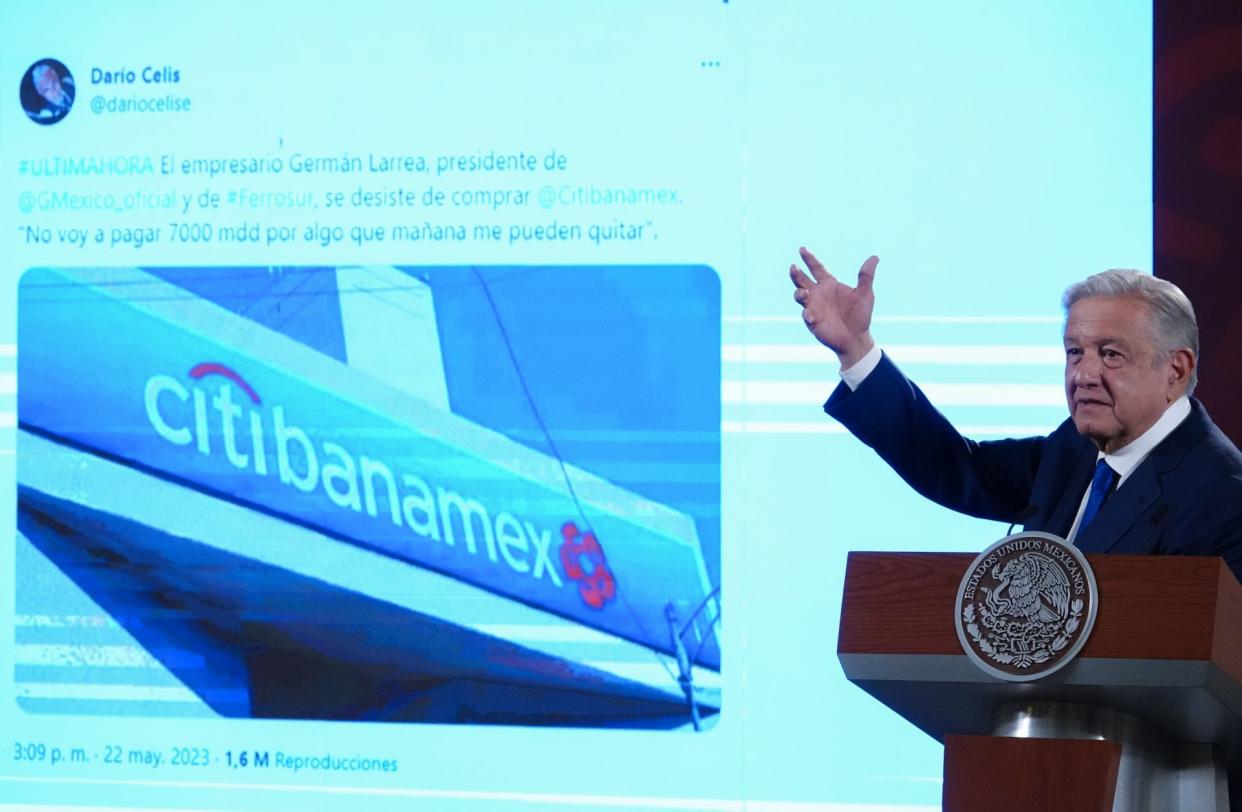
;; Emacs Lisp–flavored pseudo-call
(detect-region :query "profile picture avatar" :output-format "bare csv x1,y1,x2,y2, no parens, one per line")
20,59,75,124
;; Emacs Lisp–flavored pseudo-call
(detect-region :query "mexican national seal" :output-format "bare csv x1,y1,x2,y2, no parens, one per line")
954,532,1098,681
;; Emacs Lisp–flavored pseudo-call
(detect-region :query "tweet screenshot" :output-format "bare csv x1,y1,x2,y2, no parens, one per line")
3,4,733,810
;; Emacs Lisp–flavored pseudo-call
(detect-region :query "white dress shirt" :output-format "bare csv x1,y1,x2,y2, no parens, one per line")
1065,395,1191,542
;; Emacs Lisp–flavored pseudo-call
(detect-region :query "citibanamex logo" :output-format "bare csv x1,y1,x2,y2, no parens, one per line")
559,522,617,609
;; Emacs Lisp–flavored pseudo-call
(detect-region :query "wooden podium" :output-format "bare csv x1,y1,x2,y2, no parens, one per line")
838,552,1242,811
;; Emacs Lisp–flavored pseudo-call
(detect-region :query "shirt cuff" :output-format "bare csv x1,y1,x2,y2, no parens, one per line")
840,344,883,390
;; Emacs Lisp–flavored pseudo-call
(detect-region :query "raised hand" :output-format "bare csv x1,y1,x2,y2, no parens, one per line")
789,247,878,368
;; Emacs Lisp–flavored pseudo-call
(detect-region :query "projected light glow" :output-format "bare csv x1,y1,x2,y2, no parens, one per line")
0,2,1150,810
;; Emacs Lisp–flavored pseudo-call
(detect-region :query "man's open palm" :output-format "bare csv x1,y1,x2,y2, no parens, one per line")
789,248,878,368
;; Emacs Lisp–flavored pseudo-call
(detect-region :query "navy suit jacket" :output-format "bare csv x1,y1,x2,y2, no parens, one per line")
824,353,1242,581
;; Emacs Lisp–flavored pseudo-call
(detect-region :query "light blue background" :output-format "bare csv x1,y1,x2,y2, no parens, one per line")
0,2,1150,809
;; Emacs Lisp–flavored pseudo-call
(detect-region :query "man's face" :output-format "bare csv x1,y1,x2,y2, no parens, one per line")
1063,295,1182,453
33,68,66,106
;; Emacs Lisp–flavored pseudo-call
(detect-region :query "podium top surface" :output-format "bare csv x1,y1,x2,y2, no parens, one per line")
837,552,1242,751
840,552,1242,676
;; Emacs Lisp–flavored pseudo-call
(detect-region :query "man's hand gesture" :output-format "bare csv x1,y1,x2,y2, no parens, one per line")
789,247,878,369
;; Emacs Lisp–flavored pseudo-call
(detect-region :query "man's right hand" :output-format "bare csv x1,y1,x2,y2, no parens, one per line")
789,247,879,369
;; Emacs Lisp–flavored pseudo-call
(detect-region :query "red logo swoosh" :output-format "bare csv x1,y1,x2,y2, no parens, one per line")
188,363,261,404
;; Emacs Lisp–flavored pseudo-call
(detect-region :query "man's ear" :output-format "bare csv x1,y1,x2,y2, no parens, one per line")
1168,348,1195,393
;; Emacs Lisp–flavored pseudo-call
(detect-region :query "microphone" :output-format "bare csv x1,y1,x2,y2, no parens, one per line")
1007,504,1039,536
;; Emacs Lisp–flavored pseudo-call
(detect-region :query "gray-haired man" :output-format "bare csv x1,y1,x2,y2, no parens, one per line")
790,248,1242,578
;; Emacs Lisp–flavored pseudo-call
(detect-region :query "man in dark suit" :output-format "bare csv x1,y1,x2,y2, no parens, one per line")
789,248,1242,582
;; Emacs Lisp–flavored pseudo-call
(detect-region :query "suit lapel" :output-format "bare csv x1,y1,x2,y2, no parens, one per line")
1074,461,1162,552
1044,449,1096,538
1074,400,1209,552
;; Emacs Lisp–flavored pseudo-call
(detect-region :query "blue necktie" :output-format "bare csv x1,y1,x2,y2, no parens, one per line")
1080,459,1117,532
